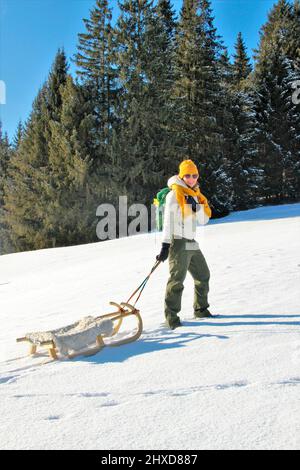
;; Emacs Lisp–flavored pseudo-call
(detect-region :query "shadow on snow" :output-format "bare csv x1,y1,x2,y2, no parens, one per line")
77,313,300,365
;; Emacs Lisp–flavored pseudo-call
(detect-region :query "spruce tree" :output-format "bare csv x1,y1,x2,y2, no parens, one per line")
108,0,175,228
285,0,300,65
12,120,24,150
0,122,12,254
219,32,262,210
40,76,104,246
157,0,177,37
0,122,11,197
3,50,69,251
3,85,49,252
72,0,117,166
253,48,300,201
142,0,179,183
172,0,231,216
225,89,263,210
253,0,295,79
251,0,300,202
232,32,252,88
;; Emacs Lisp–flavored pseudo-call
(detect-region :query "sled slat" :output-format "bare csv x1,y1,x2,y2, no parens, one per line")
16,337,27,342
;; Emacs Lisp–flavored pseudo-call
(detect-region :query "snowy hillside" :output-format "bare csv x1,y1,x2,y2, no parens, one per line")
0,203,300,450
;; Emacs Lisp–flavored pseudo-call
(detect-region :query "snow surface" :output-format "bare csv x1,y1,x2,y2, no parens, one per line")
0,203,300,450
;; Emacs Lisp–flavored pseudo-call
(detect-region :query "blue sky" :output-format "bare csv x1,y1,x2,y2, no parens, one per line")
0,0,280,142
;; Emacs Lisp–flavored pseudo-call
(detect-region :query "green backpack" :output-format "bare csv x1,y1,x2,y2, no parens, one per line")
153,187,171,231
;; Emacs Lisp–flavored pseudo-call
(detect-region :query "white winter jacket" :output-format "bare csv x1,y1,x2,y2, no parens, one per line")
161,175,210,244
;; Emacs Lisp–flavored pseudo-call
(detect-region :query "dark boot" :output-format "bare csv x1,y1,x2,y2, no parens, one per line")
194,308,213,318
165,315,182,330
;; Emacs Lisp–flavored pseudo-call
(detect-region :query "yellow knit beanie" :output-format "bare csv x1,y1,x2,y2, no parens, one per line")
178,159,199,179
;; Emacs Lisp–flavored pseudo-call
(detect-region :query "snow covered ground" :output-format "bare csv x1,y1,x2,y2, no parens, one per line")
0,203,299,450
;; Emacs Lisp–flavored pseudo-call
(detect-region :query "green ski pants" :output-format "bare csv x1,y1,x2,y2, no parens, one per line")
164,236,210,320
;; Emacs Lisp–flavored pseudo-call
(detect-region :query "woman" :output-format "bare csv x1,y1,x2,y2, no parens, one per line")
156,159,213,330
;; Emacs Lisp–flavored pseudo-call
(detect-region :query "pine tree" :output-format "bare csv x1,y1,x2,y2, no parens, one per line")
3,85,48,252
232,32,252,88
216,33,262,210
142,0,179,182
107,0,176,230
218,47,234,87
253,49,300,201
38,76,104,247
285,0,300,65
253,0,295,79
0,122,11,197
172,0,231,216
3,50,69,251
46,48,68,120
226,89,264,210
251,0,300,202
12,120,24,150
157,0,177,37
0,122,12,254
72,0,117,164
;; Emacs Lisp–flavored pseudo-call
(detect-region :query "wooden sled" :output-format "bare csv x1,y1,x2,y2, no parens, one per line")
16,302,143,361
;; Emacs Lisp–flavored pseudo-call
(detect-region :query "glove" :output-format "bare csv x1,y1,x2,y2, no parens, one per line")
156,242,170,262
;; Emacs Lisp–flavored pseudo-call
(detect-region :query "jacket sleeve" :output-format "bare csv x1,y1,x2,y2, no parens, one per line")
161,191,177,244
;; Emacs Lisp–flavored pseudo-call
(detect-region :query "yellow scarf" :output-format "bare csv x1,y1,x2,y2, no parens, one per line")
170,183,212,219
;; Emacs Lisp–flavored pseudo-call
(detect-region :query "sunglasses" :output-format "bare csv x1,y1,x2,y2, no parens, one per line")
183,174,198,179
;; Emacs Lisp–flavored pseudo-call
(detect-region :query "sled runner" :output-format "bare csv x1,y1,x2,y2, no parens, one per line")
16,302,143,361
